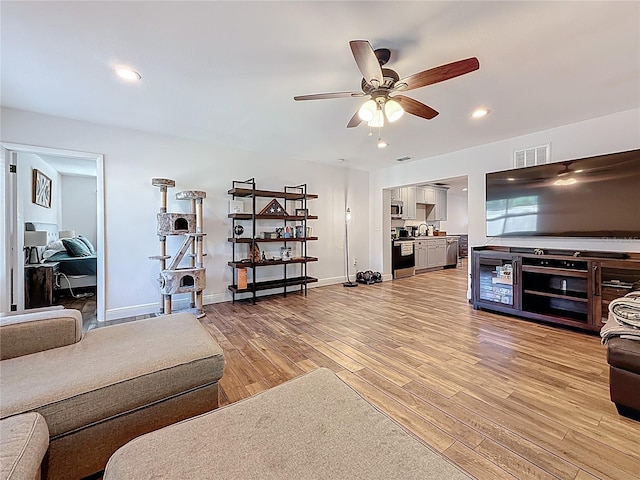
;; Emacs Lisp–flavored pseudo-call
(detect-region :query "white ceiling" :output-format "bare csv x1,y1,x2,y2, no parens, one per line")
2,1,638,172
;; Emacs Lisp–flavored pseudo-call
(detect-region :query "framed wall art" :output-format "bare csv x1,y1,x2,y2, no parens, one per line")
32,169,52,208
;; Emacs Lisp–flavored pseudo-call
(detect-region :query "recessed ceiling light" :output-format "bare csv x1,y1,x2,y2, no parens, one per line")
377,139,388,149
471,108,489,119
462,187,468,191
337,158,345,163
115,66,141,81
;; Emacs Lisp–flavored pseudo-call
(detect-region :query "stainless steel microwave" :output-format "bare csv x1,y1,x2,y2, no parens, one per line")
391,202,403,218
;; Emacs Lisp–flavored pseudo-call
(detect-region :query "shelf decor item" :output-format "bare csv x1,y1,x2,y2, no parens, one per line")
32,168,52,208
259,199,288,216
229,200,244,214
295,208,308,217
280,246,292,261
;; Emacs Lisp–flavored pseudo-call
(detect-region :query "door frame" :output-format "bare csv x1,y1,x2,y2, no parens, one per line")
1,142,105,321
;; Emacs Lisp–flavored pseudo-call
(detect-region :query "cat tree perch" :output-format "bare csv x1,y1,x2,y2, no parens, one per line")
149,178,206,318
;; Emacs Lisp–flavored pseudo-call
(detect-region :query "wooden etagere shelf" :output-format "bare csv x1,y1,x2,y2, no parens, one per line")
228,178,318,304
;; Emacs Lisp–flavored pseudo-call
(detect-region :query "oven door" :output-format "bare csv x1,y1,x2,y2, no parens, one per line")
392,241,415,278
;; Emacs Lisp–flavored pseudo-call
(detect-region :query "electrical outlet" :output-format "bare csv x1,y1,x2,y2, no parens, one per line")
353,258,358,267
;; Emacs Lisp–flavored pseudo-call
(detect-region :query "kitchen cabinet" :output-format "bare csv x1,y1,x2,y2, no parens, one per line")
400,186,416,220
415,240,428,269
416,238,446,270
426,187,448,221
390,188,401,201
427,238,446,268
415,187,426,204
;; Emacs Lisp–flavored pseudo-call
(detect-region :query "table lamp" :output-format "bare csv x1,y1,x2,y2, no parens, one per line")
24,231,48,264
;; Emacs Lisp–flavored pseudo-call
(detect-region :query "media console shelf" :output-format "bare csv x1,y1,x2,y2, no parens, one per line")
472,246,640,332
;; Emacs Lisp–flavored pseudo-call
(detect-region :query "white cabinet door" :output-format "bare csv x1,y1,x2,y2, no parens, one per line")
390,188,401,201
416,241,428,269
416,187,426,203
401,187,416,219
425,187,436,204
435,188,448,221
427,239,446,267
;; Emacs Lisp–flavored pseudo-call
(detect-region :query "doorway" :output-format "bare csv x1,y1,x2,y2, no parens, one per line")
1,143,105,321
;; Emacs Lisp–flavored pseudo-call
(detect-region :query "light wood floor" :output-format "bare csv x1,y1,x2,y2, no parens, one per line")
200,261,640,480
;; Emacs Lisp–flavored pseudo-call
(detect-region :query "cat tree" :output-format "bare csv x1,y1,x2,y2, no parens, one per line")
149,178,206,318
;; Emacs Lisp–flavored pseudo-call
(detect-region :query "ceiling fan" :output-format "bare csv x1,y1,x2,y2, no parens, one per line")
294,40,480,128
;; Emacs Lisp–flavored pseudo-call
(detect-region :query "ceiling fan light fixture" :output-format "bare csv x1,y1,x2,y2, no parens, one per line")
368,108,384,128
358,99,377,121
384,99,404,122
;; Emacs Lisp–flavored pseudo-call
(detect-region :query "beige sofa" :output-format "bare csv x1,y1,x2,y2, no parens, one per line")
0,309,225,479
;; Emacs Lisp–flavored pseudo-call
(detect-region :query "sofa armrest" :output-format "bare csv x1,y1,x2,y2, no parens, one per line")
0,309,83,360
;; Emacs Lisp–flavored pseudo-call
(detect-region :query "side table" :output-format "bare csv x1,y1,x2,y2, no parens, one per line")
24,262,59,309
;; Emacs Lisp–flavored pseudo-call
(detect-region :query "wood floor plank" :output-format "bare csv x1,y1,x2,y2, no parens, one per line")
473,438,559,480
187,259,640,480
444,441,518,480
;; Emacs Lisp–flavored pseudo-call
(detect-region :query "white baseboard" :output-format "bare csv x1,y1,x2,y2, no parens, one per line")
104,277,349,321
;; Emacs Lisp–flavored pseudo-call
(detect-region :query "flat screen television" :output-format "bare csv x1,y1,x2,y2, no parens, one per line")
485,148,640,239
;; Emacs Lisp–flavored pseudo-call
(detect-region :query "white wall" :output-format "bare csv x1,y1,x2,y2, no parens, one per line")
370,108,640,276
1,107,370,320
18,152,61,228
61,175,97,246
439,192,468,235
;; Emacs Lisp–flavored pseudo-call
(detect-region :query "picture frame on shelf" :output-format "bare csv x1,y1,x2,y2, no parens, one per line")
229,200,244,214
295,208,308,217
32,169,52,208
280,246,292,261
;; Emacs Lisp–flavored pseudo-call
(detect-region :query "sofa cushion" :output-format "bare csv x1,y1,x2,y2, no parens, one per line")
0,313,224,438
607,337,640,375
0,309,83,360
0,412,49,480
104,368,471,480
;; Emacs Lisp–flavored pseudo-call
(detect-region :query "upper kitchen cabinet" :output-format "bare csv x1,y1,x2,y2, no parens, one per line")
390,188,402,202
426,187,448,221
401,186,416,219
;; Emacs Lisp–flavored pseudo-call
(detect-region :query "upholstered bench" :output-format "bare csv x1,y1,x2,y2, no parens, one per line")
0,412,49,480
0,310,224,479
104,368,471,480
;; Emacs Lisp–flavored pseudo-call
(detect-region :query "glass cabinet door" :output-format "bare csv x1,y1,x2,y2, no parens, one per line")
473,252,519,310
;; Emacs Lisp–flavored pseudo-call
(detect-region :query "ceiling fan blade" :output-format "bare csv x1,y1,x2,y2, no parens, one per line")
394,95,439,119
294,91,365,101
394,57,479,92
349,40,384,87
346,109,363,128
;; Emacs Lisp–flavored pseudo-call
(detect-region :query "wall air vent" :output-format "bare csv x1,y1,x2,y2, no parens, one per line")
395,156,412,162
513,143,550,168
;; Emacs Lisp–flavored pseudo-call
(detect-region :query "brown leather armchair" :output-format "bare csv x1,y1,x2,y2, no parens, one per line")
607,337,640,420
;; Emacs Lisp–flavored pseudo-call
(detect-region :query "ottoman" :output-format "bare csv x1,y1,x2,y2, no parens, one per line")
0,412,49,480
104,368,471,480
607,337,640,420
